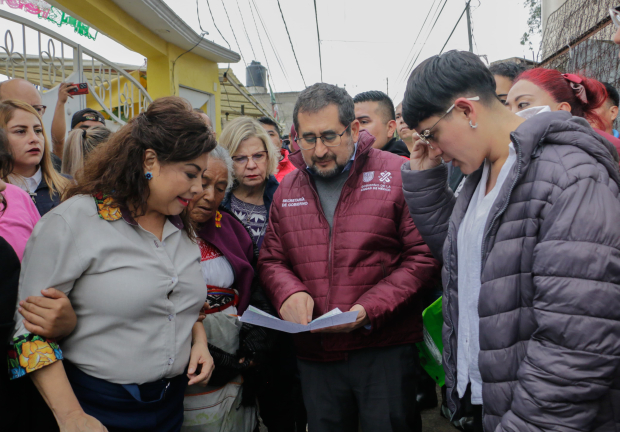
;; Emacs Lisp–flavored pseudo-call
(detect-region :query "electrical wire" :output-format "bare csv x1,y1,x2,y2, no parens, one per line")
276,0,307,88
247,0,278,93
313,0,323,82
172,33,207,95
235,0,257,61
220,0,247,67
394,0,440,87
250,0,292,89
438,1,470,55
196,0,208,34
204,0,231,50
400,0,450,86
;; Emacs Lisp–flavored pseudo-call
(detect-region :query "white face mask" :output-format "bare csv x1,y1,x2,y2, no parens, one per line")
515,105,552,120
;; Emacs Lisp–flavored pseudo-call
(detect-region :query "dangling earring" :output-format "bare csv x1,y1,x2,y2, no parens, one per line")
145,172,153,180
469,120,478,129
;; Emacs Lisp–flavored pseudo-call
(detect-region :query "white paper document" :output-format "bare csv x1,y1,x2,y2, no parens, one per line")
239,306,359,333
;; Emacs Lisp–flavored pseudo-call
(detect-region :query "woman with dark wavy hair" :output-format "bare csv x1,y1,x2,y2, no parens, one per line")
8,97,217,432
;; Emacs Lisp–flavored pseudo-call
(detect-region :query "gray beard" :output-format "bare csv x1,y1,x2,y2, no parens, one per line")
305,137,355,179
310,162,347,179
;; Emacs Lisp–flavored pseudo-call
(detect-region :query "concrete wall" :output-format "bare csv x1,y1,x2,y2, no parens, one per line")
252,91,300,136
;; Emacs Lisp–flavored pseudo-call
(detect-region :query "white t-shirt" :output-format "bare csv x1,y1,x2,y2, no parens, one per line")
455,143,516,405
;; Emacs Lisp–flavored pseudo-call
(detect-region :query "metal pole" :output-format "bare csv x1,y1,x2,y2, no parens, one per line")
466,0,473,53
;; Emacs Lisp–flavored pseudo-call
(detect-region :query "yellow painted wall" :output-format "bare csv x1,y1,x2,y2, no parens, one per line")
55,0,224,133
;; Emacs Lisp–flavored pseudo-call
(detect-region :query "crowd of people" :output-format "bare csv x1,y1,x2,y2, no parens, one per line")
0,7,620,432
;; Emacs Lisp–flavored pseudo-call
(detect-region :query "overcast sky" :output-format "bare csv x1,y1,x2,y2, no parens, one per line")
165,0,542,103
1,0,541,104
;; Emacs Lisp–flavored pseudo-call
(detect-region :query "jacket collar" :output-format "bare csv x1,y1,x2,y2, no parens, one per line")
511,111,620,187
382,138,410,157
288,129,376,172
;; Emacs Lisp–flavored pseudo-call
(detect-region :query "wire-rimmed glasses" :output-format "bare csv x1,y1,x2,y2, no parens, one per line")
294,124,351,150
417,96,480,147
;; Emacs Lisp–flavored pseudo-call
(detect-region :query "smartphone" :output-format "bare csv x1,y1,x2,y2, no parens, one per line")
68,83,89,95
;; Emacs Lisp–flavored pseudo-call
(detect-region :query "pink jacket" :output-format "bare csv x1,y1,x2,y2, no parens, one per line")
0,184,40,260
258,131,440,361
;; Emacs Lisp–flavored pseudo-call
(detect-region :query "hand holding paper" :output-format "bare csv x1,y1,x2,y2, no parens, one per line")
311,304,369,333
239,306,359,334
279,291,314,325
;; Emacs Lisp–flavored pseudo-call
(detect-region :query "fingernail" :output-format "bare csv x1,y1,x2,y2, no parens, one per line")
188,368,195,373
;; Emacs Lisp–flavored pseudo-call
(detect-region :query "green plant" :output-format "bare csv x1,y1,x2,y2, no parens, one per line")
521,0,541,51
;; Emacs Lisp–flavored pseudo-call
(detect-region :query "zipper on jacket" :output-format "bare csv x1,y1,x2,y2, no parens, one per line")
301,170,333,316
480,134,523,269
473,135,522,428
324,155,364,312
380,261,386,278
443,225,459,421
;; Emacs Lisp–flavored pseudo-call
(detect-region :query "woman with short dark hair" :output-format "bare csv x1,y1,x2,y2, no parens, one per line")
8,96,217,432
401,50,620,431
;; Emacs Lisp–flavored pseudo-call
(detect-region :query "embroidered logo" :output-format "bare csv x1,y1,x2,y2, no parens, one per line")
379,171,392,183
363,171,374,182
282,197,308,208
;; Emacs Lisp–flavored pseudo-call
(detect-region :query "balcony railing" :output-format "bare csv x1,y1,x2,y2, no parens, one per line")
0,8,151,125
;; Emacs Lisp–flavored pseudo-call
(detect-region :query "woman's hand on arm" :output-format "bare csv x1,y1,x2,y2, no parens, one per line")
187,321,214,386
30,361,107,432
19,288,77,339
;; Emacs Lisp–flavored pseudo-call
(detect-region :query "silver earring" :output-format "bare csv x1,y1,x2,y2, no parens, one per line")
469,120,478,129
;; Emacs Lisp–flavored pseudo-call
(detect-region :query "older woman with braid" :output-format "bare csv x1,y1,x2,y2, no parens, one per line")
182,145,275,431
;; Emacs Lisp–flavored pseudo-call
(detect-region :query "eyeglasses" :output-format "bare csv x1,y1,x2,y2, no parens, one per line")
32,105,46,116
417,96,480,146
231,150,268,165
611,7,620,28
294,124,351,150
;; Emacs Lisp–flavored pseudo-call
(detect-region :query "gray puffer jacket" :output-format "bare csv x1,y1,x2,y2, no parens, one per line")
402,111,620,432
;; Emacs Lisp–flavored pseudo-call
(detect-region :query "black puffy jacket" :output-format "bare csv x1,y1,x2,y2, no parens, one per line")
403,112,620,431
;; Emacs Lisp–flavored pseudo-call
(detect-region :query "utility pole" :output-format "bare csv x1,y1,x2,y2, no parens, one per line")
465,0,473,53
386,78,389,95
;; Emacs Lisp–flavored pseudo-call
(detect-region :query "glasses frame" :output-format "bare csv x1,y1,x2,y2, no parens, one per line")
294,124,351,150
231,150,268,166
611,7,620,28
417,96,480,145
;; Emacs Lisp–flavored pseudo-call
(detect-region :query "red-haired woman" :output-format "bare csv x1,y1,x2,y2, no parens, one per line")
506,68,620,155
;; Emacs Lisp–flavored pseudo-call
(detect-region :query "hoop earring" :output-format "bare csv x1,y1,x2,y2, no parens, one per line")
469,120,478,129
145,172,153,180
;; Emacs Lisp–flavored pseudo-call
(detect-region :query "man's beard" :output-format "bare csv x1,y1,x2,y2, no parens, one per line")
306,139,355,179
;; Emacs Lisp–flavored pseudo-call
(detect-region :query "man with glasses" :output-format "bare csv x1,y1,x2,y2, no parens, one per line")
258,82,440,432
0,78,61,172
